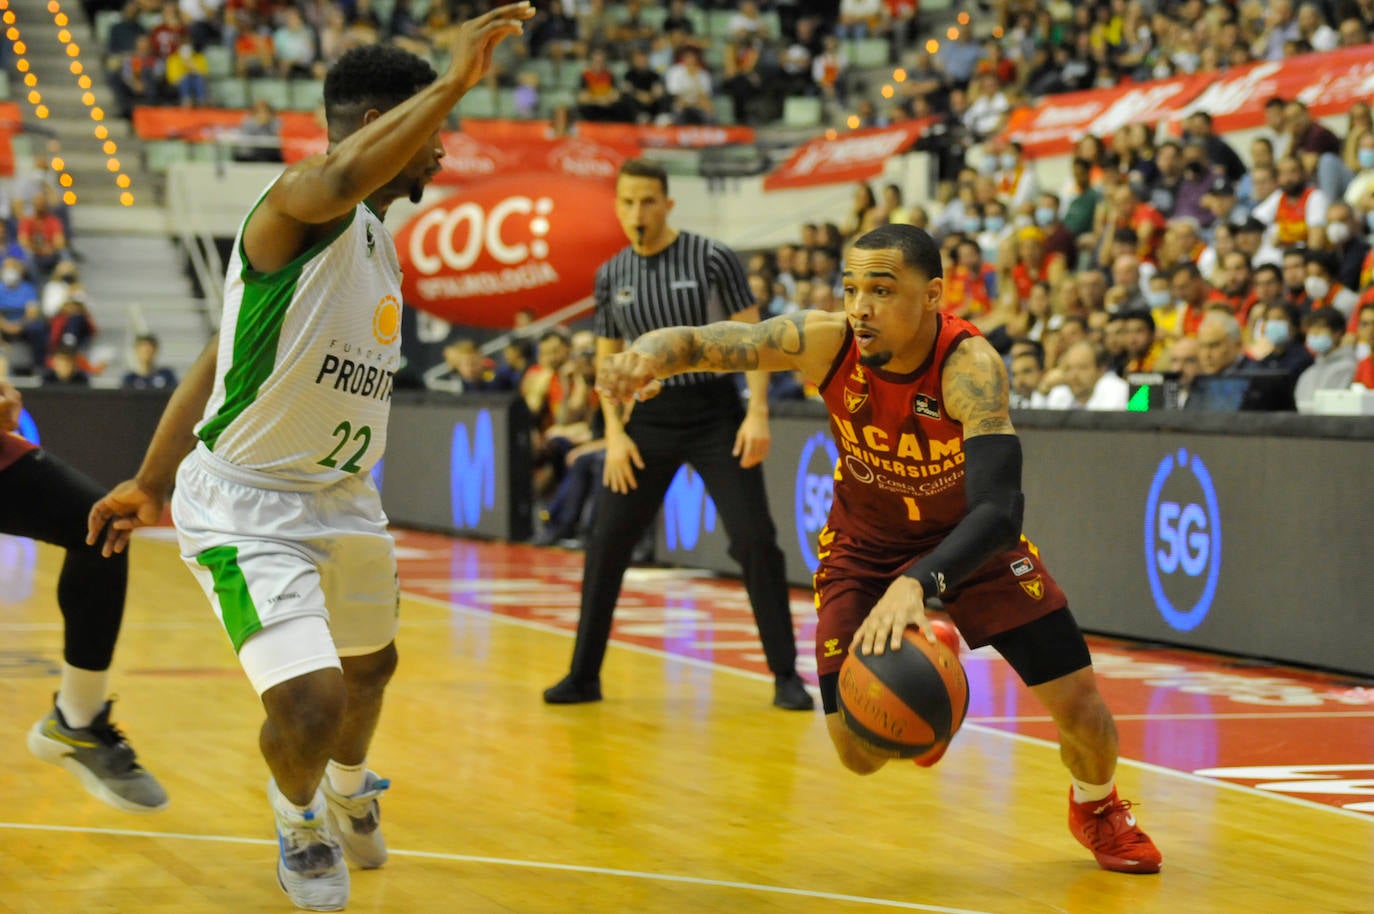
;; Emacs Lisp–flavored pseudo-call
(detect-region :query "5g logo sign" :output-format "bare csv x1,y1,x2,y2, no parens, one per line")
1144,448,1222,631
794,432,839,574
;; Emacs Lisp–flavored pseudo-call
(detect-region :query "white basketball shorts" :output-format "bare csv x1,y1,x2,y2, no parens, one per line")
173,447,400,694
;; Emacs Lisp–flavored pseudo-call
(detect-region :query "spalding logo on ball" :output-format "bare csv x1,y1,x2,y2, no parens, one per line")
837,623,969,762
394,173,627,328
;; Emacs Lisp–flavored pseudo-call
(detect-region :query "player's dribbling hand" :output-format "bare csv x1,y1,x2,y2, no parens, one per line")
0,380,21,433
853,576,938,656
87,479,166,558
447,2,536,93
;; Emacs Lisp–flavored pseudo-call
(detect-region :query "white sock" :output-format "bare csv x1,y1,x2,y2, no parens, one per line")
326,760,367,797
1072,778,1115,804
269,779,321,817
56,665,110,729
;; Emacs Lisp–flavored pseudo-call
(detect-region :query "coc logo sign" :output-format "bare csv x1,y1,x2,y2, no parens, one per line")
395,174,624,328
794,432,839,574
1143,448,1222,631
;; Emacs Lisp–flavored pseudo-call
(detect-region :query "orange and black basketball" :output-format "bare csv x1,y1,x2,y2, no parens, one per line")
837,626,969,759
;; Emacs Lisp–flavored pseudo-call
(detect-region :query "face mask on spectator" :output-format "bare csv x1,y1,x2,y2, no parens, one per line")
1367,211,1374,234
1000,153,1018,170
1263,320,1291,346
1307,333,1335,355
1358,341,1372,361
1144,288,1170,308
1304,276,1330,300
1327,222,1351,245
964,217,982,233
979,157,999,175
1034,206,1056,227
1,268,18,286
984,214,1006,232
1360,149,1374,170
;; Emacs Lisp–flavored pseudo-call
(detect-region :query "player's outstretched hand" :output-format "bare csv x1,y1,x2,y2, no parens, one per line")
596,350,661,405
0,379,21,433
87,479,166,557
447,2,536,93
853,577,938,655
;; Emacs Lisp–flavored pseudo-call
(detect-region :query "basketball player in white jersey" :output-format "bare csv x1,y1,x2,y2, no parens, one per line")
86,6,534,910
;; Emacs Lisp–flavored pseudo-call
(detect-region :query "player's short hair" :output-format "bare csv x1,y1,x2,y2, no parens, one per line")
324,44,437,133
618,158,669,194
850,223,943,280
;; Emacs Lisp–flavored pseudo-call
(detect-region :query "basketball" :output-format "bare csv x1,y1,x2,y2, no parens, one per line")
837,625,969,760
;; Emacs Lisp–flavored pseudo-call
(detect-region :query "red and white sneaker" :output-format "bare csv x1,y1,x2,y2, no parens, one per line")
1068,788,1162,874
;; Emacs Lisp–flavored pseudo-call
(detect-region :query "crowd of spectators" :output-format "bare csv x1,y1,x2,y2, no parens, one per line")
93,0,917,128
0,142,101,384
745,88,1374,413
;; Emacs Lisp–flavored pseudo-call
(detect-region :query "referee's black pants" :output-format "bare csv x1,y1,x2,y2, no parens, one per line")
0,449,128,671
567,379,799,681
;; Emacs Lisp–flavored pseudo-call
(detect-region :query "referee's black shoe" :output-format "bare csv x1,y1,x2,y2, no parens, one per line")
543,675,603,704
773,672,815,711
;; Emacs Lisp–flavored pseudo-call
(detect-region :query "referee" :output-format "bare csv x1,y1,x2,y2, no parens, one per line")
543,159,813,711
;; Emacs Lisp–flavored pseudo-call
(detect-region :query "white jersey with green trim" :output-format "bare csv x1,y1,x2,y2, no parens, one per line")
195,191,404,491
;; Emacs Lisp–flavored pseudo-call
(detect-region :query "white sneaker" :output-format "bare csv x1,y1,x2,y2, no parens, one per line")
322,770,390,870
269,779,350,911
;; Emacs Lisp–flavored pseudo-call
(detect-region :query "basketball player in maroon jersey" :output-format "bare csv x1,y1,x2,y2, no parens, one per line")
594,224,1162,874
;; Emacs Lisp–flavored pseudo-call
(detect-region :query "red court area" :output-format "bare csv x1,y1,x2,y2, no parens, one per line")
393,529,1374,819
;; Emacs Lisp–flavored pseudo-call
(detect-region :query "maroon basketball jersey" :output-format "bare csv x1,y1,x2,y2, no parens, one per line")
816,314,979,576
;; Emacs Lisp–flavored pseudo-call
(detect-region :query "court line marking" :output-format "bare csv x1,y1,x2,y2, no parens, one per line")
0,823,992,914
970,711,1374,722
401,592,1374,825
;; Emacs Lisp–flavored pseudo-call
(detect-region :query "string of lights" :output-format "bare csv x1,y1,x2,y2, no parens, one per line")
0,0,77,206
44,0,134,206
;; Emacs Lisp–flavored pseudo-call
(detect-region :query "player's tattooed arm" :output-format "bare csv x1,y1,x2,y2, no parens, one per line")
942,336,1016,438
598,310,845,403
638,311,810,375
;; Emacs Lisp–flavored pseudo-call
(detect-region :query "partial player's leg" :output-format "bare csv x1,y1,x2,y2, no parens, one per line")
988,608,1162,874
175,458,352,911
0,449,167,812
815,573,898,771
315,511,401,871
320,645,397,870
688,410,811,710
242,618,352,911
544,413,683,704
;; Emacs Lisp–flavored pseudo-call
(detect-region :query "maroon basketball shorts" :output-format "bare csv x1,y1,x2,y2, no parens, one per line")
814,536,1066,678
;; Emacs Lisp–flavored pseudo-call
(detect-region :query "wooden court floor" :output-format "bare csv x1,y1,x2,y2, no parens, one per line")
1,529,1372,914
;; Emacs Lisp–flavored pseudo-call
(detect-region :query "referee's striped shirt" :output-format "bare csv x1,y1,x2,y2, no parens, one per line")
593,230,755,388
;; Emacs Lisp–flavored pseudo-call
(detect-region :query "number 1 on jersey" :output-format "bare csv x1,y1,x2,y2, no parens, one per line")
902,496,922,521
319,420,372,473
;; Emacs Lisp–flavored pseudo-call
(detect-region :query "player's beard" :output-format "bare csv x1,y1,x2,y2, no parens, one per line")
858,350,893,368
409,180,425,204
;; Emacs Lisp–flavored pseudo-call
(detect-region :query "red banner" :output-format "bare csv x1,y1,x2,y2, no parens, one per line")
1170,45,1374,133
393,172,625,327
763,118,934,191
1001,76,1205,158
133,107,320,141
581,121,757,148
